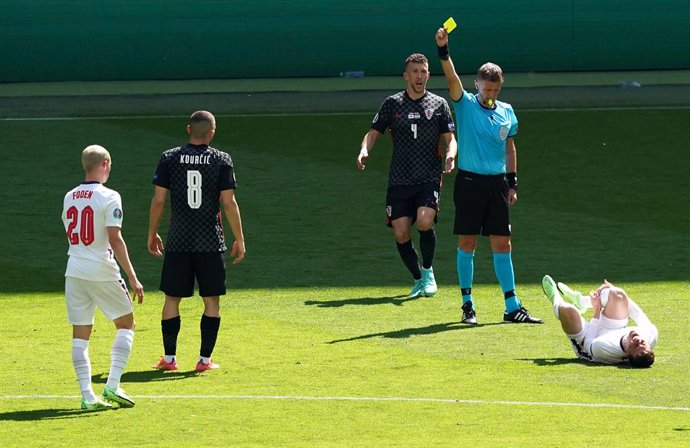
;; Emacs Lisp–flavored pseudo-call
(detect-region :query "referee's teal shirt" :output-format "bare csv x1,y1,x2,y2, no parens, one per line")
452,90,518,175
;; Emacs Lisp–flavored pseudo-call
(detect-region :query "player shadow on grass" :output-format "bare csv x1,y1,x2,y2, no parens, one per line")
328,321,504,344
0,408,103,421
91,369,198,384
305,294,419,308
517,358,616,368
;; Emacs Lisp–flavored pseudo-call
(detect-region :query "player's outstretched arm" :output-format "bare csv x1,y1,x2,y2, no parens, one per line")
221,189,245,265
357,129,381,170
148,186,168,256
108,227,144,303
435,27,463,102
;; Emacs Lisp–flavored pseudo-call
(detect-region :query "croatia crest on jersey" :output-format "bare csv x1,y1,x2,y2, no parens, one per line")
425,108,434,120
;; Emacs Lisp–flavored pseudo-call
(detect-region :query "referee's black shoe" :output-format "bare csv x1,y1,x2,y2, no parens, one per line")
503,306,543,324
461,301,477,325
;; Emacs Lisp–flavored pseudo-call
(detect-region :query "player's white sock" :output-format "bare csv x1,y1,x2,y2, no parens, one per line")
106,329,134,390
72,338,95,401
164,355,176,363
552,294,562,318
579,295,592,309
199,356,211,365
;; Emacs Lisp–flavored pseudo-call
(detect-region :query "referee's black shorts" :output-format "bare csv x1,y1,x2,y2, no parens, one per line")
160,252,227,298
453,170,511,236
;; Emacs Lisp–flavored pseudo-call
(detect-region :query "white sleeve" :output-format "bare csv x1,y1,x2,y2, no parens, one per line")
627,298,652,327
627,298,658,347
104,191,123,228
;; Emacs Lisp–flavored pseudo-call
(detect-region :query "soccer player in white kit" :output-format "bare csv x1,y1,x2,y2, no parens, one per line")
62,145,144,410
542,275,657,367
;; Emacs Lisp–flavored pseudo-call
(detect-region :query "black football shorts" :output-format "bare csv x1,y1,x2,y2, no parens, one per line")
453,170,511,236
160,252,227,298
385,182,440,227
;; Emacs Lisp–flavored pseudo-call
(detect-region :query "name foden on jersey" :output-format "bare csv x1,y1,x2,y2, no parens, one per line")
179,154,211,165
72,190,94,200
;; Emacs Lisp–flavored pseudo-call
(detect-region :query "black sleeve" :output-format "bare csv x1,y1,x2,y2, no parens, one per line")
219,155,236,191
370,97,392,134
439,100,455,134
152,153,170,189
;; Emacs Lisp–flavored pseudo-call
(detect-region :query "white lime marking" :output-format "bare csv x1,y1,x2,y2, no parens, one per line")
1,394,688,412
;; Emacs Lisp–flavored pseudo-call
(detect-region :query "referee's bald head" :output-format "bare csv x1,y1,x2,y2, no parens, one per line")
188,110,216,139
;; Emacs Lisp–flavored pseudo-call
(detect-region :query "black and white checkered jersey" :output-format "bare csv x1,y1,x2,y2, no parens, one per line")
371,91,455,186
152,143,236,252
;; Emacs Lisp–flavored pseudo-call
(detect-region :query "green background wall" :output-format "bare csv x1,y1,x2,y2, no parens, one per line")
2,1,689,82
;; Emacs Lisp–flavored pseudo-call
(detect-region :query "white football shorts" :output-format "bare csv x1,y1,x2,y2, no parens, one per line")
565,314,628,360
65,276,133,325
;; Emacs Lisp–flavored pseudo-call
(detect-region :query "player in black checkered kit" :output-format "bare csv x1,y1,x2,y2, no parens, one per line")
148,110,246,373
357,53,457,297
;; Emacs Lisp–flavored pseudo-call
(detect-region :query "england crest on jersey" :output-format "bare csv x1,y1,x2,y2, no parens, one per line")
425,108,434,120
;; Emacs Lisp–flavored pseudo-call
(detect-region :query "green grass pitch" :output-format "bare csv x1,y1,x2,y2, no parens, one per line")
0,108,689,447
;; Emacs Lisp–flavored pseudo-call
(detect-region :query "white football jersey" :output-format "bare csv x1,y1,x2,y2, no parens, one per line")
62,182,123,281
587,311,658,364
589,324,658,364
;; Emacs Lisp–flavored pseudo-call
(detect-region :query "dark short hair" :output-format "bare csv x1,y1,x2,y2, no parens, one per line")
477,62,504,83
189,110,216,139
628,350,655,368
405,53,428,68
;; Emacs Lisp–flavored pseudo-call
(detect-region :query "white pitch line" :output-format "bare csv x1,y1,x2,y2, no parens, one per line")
0,112,369,121
1,105,689,121
1,394,689,412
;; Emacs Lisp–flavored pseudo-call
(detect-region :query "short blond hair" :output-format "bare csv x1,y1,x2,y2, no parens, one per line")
81,145,110,172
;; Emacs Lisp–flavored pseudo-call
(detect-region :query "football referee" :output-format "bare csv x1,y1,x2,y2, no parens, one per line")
435,27,541,325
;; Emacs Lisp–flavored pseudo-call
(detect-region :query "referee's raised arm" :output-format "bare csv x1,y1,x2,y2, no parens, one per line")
435,27,463,102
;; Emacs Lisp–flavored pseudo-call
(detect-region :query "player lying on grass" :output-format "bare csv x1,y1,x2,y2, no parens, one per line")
541,275,657,367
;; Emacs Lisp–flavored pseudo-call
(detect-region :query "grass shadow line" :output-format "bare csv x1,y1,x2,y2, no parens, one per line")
305,294,418,308
516,357,616,368
328,321,504,344
0,408,106,421
92,369,199,384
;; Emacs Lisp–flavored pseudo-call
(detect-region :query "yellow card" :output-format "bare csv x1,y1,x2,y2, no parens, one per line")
443,17,457,33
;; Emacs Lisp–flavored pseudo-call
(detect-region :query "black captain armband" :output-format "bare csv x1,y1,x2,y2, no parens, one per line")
506,172,518,190
437,45,449,61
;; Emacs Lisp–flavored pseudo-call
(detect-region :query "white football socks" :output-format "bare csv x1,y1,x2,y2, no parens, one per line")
552,293,562,318
106,329,134,390
72,338,95,401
